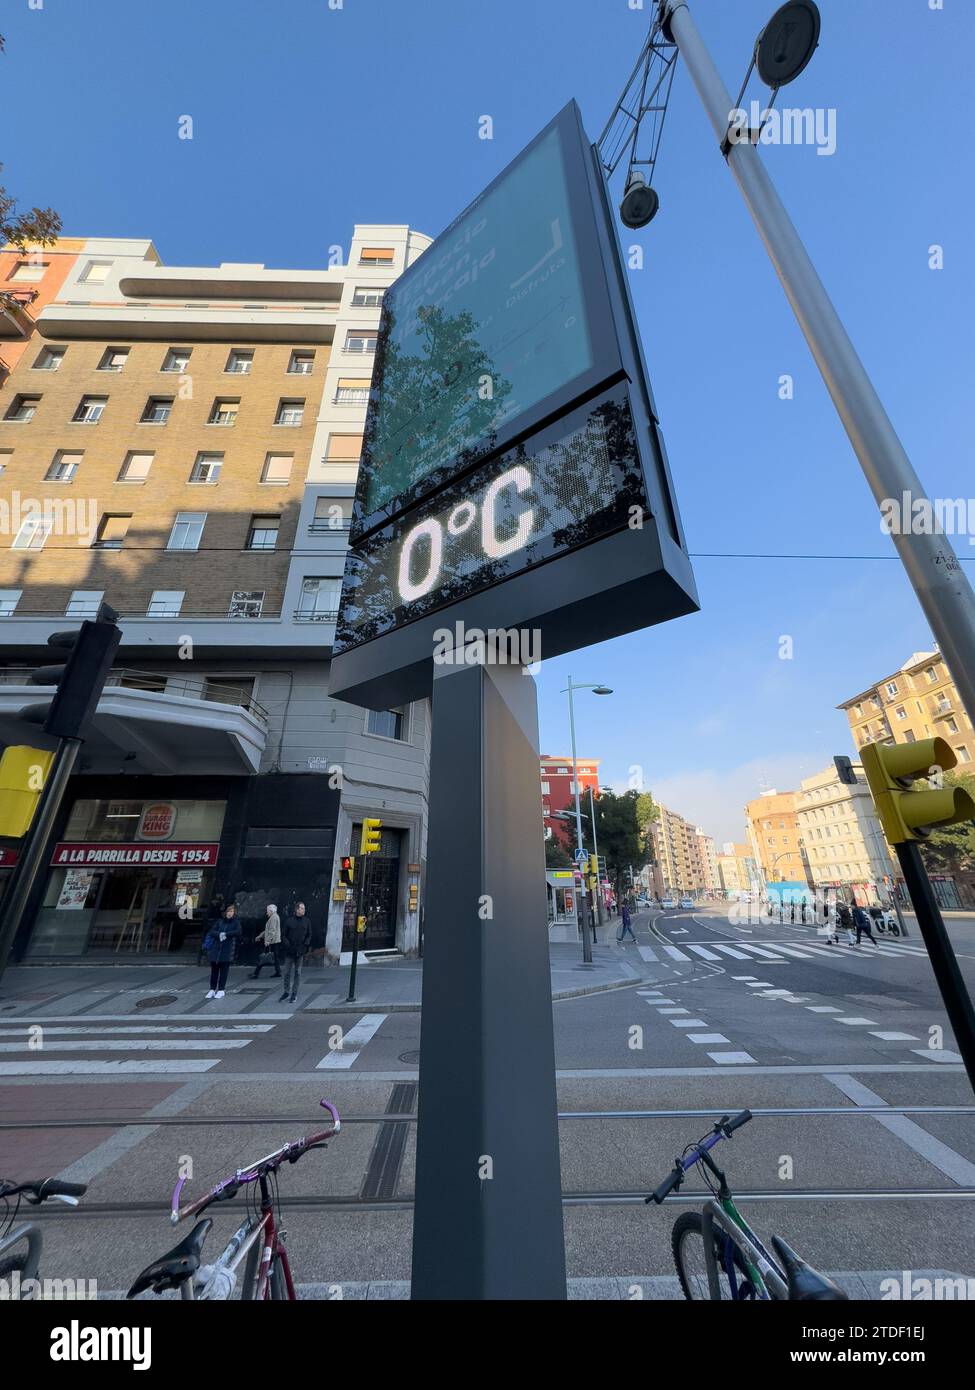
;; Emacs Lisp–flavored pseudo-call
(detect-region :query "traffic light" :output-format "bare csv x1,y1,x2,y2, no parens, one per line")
0,745,55,838
860,737,975,845
833,755,857,786
360,818,382,855
588,854,599,878
31,607,121,740
340,855,355,886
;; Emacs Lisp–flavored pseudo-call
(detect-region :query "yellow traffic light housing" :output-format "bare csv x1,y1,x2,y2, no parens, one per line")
860,736,975,845
588,854,599,878
0,745,55,839
360,818,382,855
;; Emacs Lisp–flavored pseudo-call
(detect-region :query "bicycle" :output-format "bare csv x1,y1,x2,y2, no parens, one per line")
646,1110,848,1301
127,1098,340,1301
0,1176,88,1295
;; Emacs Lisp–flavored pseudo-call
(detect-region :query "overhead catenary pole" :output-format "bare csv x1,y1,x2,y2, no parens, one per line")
661,0,975,726
566,678,594,963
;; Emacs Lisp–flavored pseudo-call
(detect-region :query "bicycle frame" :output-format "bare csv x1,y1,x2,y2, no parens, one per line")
701,1199,788,1301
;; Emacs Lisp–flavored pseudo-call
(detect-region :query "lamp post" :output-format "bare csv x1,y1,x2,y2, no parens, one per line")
563,677,613,964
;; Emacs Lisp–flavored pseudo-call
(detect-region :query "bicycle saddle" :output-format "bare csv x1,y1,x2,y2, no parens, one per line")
771,1235,849,1301
126,1218,213,1297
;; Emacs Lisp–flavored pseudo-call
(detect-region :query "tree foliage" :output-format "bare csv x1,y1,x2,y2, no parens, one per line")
593,789,651,894
920,771,975,874
544,837,574,869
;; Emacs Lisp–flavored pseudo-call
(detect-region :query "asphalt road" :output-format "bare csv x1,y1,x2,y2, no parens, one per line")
2,904,973,1297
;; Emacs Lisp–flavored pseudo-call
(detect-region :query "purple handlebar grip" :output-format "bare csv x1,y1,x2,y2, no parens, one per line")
171,1175,187,1223
319,1098,341,1131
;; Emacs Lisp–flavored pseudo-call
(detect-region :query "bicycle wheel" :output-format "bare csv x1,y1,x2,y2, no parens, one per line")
671,1211,754,1300
0,1252,29,1281
268,1255,288,1301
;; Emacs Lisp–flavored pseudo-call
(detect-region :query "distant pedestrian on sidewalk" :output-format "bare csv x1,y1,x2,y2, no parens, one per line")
251,903,282,980
853,904,878,947
204,904,240,999
617,902,636,943
280,902,311,1003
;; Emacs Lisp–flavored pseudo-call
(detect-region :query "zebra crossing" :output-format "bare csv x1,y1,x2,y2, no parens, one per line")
0,1016,285,1075
638,936,927,966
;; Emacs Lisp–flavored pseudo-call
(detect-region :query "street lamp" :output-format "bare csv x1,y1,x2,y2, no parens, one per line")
562,677,613,964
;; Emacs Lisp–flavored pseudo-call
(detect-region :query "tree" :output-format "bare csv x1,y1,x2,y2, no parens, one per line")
544,837,573,870
921,770,975,875
592,790,651,900
0,32,62,300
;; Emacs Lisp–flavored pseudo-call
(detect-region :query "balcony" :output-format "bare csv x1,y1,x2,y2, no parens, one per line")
37,298,338,344
0,293,35,339
0,609,337,658
0,668,268,774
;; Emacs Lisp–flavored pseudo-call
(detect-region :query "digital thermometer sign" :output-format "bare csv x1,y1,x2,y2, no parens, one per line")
329,102,699,710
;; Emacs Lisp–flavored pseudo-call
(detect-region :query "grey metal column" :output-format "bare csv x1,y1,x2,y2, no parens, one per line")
410,659,567,1299
663,0,975,725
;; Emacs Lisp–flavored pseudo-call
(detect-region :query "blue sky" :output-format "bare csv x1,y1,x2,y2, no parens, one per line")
3,0,972,842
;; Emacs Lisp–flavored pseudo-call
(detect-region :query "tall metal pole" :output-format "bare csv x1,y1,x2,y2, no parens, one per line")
566,677,593,963
587,784,605,926
662,0,975,726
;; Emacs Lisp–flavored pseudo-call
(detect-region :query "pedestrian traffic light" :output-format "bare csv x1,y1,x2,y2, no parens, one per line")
360,818,382,855
0,745,55,838
588,854,598,878
340,855,355,886
30,606,121,740
860,737,975,845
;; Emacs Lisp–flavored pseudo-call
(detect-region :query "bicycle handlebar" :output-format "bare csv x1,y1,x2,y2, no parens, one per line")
1,1177,88,1204
645,1110,753,1203
171,1098,340,1224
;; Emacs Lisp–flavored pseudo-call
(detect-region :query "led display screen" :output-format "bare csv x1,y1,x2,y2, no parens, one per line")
355,113,601,533
335,389,646,650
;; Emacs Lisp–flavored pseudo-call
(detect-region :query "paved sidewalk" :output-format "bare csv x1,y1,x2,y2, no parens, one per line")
0,934,656,1017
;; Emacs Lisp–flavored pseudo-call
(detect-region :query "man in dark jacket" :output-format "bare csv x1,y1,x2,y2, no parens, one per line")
852,903,878,947
279,902,311,1003
205,904,241,999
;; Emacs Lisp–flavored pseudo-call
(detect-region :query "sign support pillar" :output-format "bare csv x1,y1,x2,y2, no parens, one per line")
411,658,567,1299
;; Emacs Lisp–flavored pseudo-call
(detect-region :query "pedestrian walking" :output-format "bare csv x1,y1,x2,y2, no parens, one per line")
837,902,856,945
617,901,636,943
279,901,311,1003
853,903,878,947
204,904,241,999
251,903,282,979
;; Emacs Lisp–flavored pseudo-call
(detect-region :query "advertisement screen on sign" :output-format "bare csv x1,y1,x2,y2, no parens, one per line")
329,101,698,710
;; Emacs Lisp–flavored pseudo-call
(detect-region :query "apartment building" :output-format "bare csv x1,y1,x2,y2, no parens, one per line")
839,649,974,768
540,755,601,847
744,789,811,887
716,841,761,899
651,804,714,896
0,227,433,964
794,763,896,905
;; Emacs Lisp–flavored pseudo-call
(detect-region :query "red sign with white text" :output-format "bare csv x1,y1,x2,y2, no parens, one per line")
51,843,219,868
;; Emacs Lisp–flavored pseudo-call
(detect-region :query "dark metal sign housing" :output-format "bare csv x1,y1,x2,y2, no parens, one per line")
329,100,698,709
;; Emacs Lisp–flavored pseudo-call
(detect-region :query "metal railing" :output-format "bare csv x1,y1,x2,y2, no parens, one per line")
0,666,269,724
293,609,338,623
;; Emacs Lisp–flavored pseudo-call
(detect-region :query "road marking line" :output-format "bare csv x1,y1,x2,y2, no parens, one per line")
709,944,751,960
807,1005,843,1013
836,1018,878,1026
824,1073,975,1186
0,1039,253,1052
0,1060,221,1075
736,945,786,960
0,1025,274,1036
662,945,691,961
686,945,721,961
316,1013,387,1070
732,975,757,981
870,1032,920,1041
669,1019,709,1028
707,1052,756,1065
0,1013,291,1023
656,1007,688,1014
744,981,775,989
636,946,658,963
911,1049,964,1064
686,1034,730,1044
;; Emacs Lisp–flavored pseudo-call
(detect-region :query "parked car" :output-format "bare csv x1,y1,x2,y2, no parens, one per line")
660,897,677,909
678,897,695,910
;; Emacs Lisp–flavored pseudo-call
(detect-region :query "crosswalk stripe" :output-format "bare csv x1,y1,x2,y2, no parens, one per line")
636,945,658,962
316,1013,387,1070
662,945,691,961
761,945,815,959
709,944,751,960
735,944,785,959
686,945,721,961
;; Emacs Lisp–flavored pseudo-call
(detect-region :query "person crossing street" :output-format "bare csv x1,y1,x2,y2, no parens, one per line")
853,902,879,947
617,900,636,943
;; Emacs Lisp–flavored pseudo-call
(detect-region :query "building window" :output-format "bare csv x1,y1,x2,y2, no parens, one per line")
358,248,395,266
208,398,239,426
142,396,174,424
224,349,253,375
541,781,550,794
45,450,83,481
228,591,265,619
351,286,385,307
296,577,340,621
958,745,972,764
161,348,191,373
189,452,222,484
79,261,111,284
895,706,907,720
147,590,184,617
71,395,107,424
98,347,129,372
926,667,938,683
326,433,363,464
11,516,53,550
885,681,898,697
946,718,958,734
65,590,104,618
261,453,292,484
311,497,352,533
93,514,132,549
4,395,41,422
334,377,370,405
33,345,65,371
9,259,48,282
0,590,22,615
167,512,206,551
274,399,304,426
287,350,315,375
117,451,153,482
366,708,405,740
344,330,378,354
246,515,279,550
